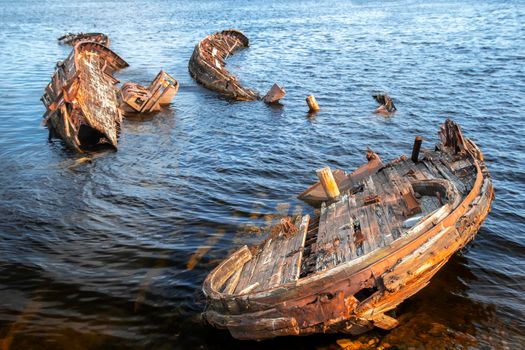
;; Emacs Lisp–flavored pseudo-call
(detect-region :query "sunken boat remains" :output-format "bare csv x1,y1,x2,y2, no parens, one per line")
120,70,179,114
43,33,180,152
189,29,284,103
202,119,493,340
42,42,128,152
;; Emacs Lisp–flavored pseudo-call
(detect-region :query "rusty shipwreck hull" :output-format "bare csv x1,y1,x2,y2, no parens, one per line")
41,42,128,152
188,29,259,101
202,119,494,340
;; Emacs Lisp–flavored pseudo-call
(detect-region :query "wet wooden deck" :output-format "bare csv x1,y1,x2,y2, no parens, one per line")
228,148,475,294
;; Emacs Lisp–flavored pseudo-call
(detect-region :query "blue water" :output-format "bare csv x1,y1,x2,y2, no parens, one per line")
0,0,524,348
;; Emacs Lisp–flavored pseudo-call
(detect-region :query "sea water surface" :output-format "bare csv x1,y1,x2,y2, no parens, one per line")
0,0,524,349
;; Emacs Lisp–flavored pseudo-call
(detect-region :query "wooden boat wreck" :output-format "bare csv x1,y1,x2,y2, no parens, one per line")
120,70,179,114
58,32,110,47
189,29,284,103
202,119,493,340
41,42,128,152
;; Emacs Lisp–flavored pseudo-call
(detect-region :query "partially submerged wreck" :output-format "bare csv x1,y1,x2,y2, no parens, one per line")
189,29,284,103
58,32,110,47
373,93,396,115
120,70,179,114
202,119,493,340
41,42,128,152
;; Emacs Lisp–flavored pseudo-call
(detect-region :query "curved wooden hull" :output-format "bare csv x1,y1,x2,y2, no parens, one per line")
202,120,494,340
188,29,258,101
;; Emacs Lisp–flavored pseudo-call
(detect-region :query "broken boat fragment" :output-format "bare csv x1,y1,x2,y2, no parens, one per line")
263,83,286,104
189,29,285,103
373,93,396,115
120,70,179,115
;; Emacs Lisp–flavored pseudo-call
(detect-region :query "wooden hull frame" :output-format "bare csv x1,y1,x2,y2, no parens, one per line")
202,125,494,340
188,29,259,101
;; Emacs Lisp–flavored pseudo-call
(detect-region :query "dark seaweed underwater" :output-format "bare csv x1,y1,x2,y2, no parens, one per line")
0,0,524,349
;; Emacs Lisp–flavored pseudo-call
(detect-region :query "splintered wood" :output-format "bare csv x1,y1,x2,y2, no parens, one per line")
232,215,309,294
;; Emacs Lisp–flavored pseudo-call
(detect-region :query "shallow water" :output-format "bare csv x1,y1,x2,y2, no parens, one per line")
0,0,524,349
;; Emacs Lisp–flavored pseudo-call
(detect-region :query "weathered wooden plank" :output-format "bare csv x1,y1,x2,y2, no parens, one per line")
222,268,242,295
281,215,310,285
371,313,399,330
252,233,292,291
315,201,339,271
417,161,435,179
360,199,383,253
239,237,275,293
314,197,356,271
266,236,294,289
346,195,367,257
373,201,394,246
433,158,466,193
449,158,472,172
234,253,258,294
381,167,410,222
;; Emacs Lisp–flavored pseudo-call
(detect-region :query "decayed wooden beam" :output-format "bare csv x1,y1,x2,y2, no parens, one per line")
316,167,341,200
306,95,320,112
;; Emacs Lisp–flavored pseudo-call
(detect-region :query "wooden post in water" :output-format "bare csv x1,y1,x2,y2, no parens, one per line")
316,167,340,200
411,136,423,163
306,95,320,112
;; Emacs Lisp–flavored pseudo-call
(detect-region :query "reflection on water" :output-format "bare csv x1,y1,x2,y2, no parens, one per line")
0,0,524,349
